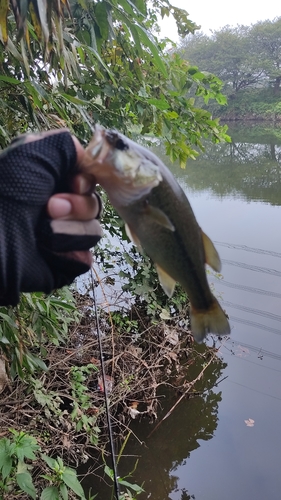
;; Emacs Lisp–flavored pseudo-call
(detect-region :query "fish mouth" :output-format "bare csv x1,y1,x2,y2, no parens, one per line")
87,125,112,162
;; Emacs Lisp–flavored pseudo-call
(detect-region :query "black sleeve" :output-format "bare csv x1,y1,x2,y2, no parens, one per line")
0,131,101,306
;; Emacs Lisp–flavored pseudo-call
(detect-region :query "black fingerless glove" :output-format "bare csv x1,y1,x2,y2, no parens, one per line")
0,132,101,306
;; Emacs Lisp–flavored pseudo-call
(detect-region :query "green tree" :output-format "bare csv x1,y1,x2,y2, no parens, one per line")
0,0,228,164
249,17,281,95
179,25,264,95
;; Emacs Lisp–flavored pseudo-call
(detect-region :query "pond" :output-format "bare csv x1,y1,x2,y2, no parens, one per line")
84,124,281,499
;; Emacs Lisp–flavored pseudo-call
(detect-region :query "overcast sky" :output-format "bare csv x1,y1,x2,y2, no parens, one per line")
160,0,281,40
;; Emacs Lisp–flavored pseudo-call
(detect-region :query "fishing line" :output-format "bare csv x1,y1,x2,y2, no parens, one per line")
82,113,120,498
90,269,120,500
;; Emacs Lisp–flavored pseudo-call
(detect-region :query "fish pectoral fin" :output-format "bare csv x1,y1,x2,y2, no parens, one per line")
125,224,142,251
155,264,176,298
201,230,221,272
145,205,175,231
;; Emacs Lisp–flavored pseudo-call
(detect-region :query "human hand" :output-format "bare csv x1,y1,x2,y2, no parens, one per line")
0,129,102,306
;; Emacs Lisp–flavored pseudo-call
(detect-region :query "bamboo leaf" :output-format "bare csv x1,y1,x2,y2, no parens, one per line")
61,93,89,105
134,24,168,77
85,45,117,86
32,0,49,42
95,1,109,40
29,2,42,41
0,0,9,45
0,75,21,84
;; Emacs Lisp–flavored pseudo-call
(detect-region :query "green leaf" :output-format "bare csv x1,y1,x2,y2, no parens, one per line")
104,464,114,480
147,97,170,110
0,313,17,328
60,483,68,500
40,486,60,500
134,25,168,78
131,0,147,15
62,468,86,498
16,472,37,499
41,454,57,469
14,434,40,461
27,354,48,371
0,0,9,45
119,478,145,493
95,2,109,40
0,75,21,84
60,93,89,105
1,455,12,480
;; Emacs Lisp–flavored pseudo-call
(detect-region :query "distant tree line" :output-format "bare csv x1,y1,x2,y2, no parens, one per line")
179,17,281,98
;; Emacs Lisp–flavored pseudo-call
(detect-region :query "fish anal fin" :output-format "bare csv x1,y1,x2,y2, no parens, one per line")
146,205,175,232
125,224,142,251
190,298,230,343
201,230,221,272
155,264,176,298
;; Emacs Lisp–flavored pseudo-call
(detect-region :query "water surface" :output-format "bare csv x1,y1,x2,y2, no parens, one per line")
115,125,281,500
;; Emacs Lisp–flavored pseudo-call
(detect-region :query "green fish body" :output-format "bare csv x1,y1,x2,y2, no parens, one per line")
82,126,230,343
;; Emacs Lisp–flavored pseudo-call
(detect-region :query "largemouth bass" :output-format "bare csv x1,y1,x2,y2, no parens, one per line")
81,125,230,343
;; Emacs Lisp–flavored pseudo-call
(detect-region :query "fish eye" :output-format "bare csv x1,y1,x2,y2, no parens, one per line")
105,130,129,151
115,138,128,151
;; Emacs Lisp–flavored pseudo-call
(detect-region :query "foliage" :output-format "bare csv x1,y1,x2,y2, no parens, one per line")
0,0,228,165
179,17,281,116
104,463,144,499
0,287,80,379
0,429,87,499
70,364,101,444
40,454,87,500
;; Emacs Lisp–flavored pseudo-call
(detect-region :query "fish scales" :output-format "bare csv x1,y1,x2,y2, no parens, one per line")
81,126,230,342
118,174,214,311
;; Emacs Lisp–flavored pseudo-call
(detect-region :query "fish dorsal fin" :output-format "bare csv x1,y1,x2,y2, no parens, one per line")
155,264,176,298
146,205,175,231
201,230,221,272
125,224,142,251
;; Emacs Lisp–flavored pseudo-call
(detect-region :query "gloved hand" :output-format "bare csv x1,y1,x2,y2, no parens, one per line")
0,129,102,306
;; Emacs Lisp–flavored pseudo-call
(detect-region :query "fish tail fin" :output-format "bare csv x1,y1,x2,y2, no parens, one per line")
190,298,230,344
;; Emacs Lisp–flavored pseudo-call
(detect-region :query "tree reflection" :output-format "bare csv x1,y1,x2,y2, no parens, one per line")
118,347,227,499
150,125,281,206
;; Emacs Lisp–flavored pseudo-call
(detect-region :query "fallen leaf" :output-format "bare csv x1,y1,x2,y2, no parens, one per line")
165,330,179,346
62,434,71,449
0,356,9,394
164,351,178,362
90,357,100,366
244,418,255,427
127,346,142,357
129,401,139,409
160,308,171,320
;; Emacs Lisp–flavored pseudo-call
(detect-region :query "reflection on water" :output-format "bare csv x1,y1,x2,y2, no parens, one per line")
127,125,281,500
117,346,226,500
85,125,281,500
151,127,281,205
